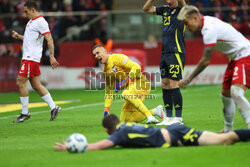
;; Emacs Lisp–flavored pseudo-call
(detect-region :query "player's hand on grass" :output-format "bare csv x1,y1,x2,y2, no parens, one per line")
53,140,67,151
115,76,131,92
50,56,60,69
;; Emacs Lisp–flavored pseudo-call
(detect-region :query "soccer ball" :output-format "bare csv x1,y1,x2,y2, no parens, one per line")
66,133,88,153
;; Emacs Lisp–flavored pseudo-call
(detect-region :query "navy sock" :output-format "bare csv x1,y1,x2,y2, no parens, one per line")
162,89,173,117
172,88,183,117
234,129,250,141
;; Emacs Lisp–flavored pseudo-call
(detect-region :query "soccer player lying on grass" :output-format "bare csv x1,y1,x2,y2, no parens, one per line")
54,114,250,152
177,5,250,132
91,45,166,124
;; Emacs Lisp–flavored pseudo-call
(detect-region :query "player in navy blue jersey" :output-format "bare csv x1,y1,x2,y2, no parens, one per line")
143,0,187,126
54,114,250,152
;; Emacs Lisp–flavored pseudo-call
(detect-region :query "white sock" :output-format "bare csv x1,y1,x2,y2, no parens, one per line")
220,93,235,132
41,93,56,110
147,115,155,120
20,96,29,115
231,85,250,124
152,108,157,115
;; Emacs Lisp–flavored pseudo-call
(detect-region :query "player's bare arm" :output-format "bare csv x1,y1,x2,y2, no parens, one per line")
12,30,24,40
178,0,187,8
44,33,59,69
179,46,215,87
53,139,115,151
87,139,115,151
104,74,114,115
142,0,156,14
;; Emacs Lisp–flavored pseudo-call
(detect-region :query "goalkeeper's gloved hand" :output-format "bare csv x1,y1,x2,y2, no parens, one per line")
115,76,131,92
104,107,110,117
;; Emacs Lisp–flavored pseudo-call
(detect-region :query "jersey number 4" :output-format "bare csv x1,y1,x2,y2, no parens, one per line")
164,16,171,25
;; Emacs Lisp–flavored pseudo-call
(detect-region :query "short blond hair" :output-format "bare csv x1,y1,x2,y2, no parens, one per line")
177,5,200,21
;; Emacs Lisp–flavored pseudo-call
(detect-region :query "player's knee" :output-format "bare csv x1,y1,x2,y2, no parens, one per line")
223,133,237,145
16,77,25,88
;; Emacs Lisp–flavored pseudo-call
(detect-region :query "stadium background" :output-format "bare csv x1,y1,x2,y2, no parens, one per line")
0,0,250,167
1,0,249,91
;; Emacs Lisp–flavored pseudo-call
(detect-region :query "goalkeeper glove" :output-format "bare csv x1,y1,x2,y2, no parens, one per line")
115,76,131,92
104,107,110,117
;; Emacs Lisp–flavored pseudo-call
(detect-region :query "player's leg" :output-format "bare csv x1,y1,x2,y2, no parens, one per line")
121,82,158,124
160,54,174,124
171,53,184,124
158,53,184,125
230,57,250,128
198,129,250,146
17,75,29,108
30,76,61,121
136,83,166,120
30,73,60,121
13,75,31,123
221,90,235,132
120,91,165,122
120,88,150,123
162,78,183,123
221,62,236,132
13,61,31,123
198,131,240,145
30,76,56,109
231,84,250,128
120,101,147,123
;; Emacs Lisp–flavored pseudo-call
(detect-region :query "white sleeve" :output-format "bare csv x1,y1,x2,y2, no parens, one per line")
202,27,217,47
38,19,50,35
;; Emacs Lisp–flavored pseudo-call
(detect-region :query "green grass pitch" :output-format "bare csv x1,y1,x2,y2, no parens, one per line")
0,85,249,167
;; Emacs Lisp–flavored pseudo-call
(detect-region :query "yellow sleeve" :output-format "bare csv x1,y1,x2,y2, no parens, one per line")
104,74,114,108
115,54,142,80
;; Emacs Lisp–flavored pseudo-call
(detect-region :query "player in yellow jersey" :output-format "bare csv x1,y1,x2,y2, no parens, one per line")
92,45,166,124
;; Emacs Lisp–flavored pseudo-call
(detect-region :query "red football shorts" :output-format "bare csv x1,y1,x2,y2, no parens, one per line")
18,60,41,78
223,56,250,89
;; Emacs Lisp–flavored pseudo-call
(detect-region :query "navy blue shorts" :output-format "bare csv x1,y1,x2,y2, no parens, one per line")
165,124,203,147
160,52,185,80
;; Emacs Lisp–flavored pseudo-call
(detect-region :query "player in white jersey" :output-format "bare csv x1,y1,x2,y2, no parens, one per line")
177,5,250,131
12,1,61,123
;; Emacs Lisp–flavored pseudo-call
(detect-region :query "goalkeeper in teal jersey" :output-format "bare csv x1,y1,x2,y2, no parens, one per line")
54,114,250,152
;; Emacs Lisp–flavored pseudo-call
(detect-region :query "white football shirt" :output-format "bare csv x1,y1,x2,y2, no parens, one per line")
22,15,50,63
201,16,250,61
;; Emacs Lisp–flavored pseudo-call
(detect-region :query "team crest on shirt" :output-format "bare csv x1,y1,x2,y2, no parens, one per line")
112,65,118,73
